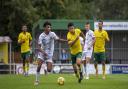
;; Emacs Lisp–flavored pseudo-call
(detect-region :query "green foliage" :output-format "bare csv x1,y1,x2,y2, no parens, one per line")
0,0,128,51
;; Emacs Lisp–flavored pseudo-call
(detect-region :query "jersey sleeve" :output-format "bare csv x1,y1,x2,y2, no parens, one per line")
76,29,81,35
105,31,109,41
18,33,22,43
67,33,70,41
90,31,95,38
38,35,42,45
29,33,32,41
52,32,59,40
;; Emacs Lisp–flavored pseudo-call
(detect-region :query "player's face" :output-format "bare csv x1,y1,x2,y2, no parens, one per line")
45,25,51,32
85,24,90,31
98,22,103,29
68,26,75,33
22,25,27,32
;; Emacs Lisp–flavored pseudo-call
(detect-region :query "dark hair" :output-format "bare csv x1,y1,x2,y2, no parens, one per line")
98,20,103,24
86,22,90,25
43,21,51,27
21,24,27,27
67,22,74,28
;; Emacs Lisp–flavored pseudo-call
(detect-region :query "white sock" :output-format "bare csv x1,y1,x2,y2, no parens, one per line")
36,72,40,82
86,63,90,77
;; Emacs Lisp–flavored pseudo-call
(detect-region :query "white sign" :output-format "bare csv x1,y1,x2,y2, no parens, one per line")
94,22,128,30
16,64,46,74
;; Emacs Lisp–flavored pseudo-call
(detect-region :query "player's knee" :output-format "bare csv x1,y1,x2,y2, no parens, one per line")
76,59,81,65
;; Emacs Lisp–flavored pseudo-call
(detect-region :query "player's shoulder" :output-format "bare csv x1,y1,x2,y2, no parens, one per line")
94,29,98,33
50,31,56,35
26,32,31,35
103,29,107,32
89,30,94,33
75,28,81,32
19,32,24,37
39,32,45,37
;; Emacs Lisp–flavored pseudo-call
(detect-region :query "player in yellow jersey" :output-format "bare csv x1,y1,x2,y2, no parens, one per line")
67,22,85,83
94,20,110,79
18,24,32,76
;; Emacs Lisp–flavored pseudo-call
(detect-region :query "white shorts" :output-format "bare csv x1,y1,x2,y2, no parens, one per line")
37,52,53,63
81,51,93,61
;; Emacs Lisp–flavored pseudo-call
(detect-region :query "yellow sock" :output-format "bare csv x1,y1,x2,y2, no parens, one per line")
27,62,29,72
23,66,25,73
102,65,106,76
25,62,29,72
95,64,98,76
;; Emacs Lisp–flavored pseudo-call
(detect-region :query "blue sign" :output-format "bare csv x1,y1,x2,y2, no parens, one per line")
112,65,128,74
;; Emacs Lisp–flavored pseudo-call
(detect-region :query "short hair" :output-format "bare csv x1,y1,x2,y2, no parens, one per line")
21,24,27,27
85,22,90,25
67,22,74,28
98,20,103,24
43,21,51,27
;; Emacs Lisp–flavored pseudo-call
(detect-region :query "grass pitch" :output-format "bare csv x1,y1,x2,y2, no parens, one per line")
0,74,128,89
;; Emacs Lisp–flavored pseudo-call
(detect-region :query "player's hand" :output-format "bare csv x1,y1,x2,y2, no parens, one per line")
76,36,79,40
20,40,25,44
88,47,91,50
43,52,48,56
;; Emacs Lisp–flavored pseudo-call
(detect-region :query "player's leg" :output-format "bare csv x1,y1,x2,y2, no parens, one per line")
81,52,86,78
76,52,83,83
21,53,26,76
85,51,93,79
35,59,43,85
25,51,30,76
71,55,78,78
46,54,53,73
46,62,53,73
100,52,106,79
94,53,99,77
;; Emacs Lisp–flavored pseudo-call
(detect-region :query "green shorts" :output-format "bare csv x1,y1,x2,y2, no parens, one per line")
94,52,106,63
71,52,82,65
21,51,30,60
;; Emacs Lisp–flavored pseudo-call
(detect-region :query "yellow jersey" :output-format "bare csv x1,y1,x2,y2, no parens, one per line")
94,29,109,52
18,32,32,53
67,29,82,55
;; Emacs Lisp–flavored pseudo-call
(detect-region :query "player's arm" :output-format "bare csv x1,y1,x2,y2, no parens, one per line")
105,32,110,42
53,32,68,42
90,37,96,47
37,44,47,56
88,32,95,49
68,36,79,47
80,31,85,42
57,38,68,42
38,35,47,56
18,34,25,45
29,33,32,46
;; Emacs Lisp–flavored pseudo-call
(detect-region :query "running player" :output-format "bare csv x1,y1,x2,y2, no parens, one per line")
34,21,67,85
67,22,85,83
18,24,32,76
81,22,95,79
94,20,110,79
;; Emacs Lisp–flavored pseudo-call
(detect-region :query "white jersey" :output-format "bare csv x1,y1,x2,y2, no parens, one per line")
79,36,84,46
83,30,95,52
38,31,59,56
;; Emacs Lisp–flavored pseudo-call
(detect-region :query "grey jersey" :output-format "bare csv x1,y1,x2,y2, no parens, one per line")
38,31,59,56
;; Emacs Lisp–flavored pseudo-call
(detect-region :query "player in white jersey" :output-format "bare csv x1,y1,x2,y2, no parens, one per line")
81,22,95,79
35,21,67,85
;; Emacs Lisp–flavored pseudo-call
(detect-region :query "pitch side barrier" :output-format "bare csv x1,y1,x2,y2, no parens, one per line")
1,63,128,74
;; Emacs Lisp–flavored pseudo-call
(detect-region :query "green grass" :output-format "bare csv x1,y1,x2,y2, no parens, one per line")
0,74,128,89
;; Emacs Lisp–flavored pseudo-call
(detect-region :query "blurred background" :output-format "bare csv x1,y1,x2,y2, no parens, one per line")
0,0,128,74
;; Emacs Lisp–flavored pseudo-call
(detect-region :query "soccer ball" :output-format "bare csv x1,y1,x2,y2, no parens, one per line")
57,77,65,85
